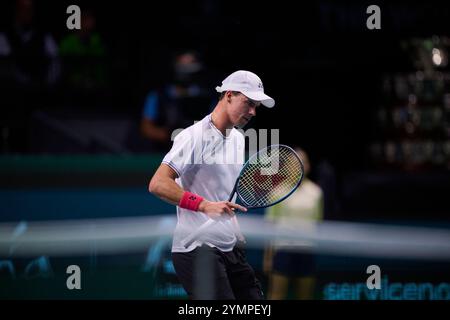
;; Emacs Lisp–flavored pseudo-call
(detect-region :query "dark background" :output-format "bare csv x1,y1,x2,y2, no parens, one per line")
1,0,450,220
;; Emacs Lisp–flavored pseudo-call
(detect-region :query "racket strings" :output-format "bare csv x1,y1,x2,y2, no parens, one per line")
237,146,303,207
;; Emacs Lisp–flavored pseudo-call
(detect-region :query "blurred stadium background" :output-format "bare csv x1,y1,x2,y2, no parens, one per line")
1,0,450,299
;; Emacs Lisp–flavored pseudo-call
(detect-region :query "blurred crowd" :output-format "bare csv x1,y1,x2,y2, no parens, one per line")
0,0,109,153
0,0,221,155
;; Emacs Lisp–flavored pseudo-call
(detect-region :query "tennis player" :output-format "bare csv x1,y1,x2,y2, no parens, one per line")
149,70,275,299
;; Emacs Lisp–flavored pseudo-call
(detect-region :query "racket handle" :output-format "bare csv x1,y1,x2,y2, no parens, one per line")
180,219,216,248
181,189,237,248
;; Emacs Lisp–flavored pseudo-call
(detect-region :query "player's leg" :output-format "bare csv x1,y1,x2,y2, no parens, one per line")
172,246,235,299
172,250,196,299
226,247,264,300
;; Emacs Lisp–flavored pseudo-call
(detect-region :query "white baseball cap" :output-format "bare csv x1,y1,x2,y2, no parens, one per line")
215,70,275,108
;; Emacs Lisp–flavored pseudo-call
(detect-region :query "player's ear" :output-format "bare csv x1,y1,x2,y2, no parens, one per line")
226,91,233,103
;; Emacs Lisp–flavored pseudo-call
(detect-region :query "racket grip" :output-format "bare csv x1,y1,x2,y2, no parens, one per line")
180,219,216,248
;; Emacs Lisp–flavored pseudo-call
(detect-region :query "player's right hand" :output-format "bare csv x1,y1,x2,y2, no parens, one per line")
198,200,247,220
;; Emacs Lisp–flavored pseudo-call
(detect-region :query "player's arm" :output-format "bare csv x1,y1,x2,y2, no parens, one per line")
148,164,247,218
148,164,184,205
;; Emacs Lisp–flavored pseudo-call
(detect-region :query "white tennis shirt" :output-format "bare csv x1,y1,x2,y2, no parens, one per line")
162,114,245,252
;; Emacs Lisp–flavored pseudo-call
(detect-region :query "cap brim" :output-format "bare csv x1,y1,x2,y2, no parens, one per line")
243,91,275,108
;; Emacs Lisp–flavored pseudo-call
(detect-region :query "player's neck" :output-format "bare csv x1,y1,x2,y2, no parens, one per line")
211,104,233,136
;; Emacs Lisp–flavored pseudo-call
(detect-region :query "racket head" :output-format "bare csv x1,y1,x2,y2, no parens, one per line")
235,144,304,209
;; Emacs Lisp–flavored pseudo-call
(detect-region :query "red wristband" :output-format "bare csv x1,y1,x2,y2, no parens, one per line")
179,192,204,212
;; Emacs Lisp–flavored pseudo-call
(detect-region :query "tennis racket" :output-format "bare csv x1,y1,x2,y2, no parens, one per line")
180,144,304,248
